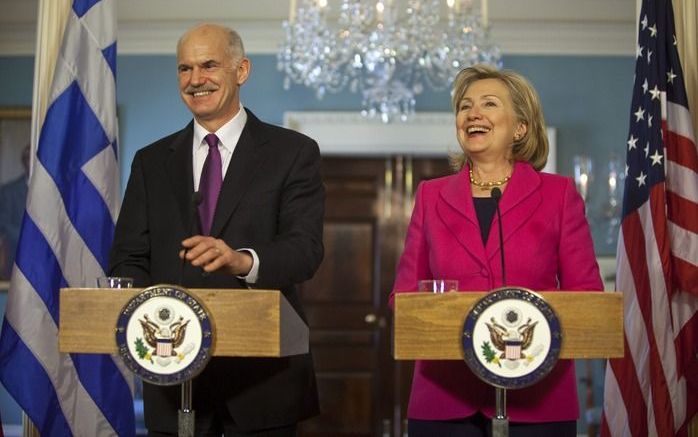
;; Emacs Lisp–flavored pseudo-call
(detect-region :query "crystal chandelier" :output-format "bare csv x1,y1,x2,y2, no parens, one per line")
278,0,501,123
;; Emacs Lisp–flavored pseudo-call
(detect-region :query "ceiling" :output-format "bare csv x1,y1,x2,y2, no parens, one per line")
0,0,636,56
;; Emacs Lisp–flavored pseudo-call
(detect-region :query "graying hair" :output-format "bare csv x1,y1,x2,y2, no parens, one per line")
177,23,246,63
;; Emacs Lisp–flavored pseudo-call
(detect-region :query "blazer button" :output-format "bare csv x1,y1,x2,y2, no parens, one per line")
480,267,489,277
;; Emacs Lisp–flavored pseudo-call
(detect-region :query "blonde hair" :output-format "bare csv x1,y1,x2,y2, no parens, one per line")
449,64,549,171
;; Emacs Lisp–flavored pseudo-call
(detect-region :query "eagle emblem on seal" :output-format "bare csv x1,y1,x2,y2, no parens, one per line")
480,307,545,369
133,305,195,366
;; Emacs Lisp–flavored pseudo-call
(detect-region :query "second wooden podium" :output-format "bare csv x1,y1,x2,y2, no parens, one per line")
394,290,623,360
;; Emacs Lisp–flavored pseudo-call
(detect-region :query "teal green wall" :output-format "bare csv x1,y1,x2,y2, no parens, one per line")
0,53,635,256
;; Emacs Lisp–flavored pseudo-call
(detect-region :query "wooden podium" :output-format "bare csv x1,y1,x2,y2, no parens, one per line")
59,287,309,436
58,288,309,358
394,291,623,437
393,291,623,360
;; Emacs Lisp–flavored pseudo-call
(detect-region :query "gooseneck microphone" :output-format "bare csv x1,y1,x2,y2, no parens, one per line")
490,186,508,437
190,191,203,227
179,191,202,285
178,191,202,437
490,187,506,286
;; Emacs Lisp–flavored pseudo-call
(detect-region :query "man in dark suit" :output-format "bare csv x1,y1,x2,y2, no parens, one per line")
109,23,324,436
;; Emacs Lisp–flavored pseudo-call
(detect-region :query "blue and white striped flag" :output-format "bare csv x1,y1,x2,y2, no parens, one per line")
0,0,135,435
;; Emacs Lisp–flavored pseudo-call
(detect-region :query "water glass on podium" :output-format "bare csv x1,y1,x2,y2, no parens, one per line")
418,279,458,293
96,276,134,289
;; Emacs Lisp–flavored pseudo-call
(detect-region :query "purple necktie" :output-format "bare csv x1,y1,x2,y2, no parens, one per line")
198,133,222,235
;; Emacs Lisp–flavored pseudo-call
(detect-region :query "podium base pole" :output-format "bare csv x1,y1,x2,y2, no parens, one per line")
491,417,509,437
492,387,508,437
178,380,195,437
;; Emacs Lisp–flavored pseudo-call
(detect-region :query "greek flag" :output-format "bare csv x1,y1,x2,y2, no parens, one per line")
0,0,135,435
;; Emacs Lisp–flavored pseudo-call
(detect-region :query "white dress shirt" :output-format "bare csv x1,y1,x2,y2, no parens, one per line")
191,105,259,283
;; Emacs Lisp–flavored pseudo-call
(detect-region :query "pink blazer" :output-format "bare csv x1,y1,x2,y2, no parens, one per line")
391,161,603,422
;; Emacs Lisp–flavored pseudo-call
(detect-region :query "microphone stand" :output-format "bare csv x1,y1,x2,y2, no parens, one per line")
490,187,508,437
179,381,194,437
178,191,201,437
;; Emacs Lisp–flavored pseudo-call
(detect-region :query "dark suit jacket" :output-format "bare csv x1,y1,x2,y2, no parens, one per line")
109,110,324,432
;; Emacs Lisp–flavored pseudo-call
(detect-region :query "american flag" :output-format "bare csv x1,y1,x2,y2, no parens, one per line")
0,0,135,435
602,0,698,436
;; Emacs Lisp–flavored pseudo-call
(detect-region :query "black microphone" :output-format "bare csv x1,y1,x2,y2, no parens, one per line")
179,192,202,285
190,191,203,228
490,187,506,286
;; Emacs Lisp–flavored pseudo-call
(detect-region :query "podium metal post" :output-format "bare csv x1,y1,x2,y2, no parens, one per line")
492,387,508,437
178,380,195,437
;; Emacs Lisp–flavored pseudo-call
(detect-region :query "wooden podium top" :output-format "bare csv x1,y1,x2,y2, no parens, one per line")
394,291,623,360
59,288,309,357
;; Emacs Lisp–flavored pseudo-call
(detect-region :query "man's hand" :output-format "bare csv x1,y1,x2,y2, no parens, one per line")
180,236,253,276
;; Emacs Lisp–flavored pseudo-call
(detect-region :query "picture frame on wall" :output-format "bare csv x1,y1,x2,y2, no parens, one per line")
0,107,31,283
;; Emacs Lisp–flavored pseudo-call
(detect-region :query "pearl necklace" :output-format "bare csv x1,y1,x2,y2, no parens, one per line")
469,167,511,191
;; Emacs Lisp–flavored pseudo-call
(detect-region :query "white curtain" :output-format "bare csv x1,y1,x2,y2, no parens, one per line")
673,0,698,143
30,0,71,174
673,3,698,436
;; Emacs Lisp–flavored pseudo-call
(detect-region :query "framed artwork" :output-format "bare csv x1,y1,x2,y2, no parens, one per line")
0,107,31,282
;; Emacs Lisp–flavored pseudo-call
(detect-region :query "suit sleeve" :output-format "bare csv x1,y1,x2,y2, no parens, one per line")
557,177,604,291
389,181,432,308
108,151,152,287
253,138,324,288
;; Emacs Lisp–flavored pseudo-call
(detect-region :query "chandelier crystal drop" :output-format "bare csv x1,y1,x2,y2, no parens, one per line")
278,0,502,123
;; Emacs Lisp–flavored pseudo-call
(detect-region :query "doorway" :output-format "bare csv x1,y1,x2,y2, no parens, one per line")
298,155,453,437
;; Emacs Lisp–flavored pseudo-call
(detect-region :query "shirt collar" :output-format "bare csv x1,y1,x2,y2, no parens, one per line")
193,104,248,154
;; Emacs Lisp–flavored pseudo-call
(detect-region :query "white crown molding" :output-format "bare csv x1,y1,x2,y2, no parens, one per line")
284,111,556,174
0,22,36,55
492,19,635,56
284,111,461,157
0,18,634,57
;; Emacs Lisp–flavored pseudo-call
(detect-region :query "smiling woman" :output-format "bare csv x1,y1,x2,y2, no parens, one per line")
390,64,603,437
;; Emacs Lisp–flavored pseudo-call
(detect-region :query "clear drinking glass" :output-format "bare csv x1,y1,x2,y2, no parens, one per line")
573,155,593,204
418,279,459,293
96,276,134,289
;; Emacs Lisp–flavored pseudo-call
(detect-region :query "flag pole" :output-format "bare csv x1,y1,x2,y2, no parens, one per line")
21,413,38,437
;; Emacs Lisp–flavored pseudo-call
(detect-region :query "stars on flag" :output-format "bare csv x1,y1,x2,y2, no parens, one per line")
634,107,646,122
627,135,638,150
649,150,663,166
667,69,677,83
635,171,647,187
621,6,674,213
648,24,657,37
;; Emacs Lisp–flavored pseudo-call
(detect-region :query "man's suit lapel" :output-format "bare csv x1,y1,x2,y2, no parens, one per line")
209,111,267,236
164,123,196,235
436,167,489,267
484,162,542,261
